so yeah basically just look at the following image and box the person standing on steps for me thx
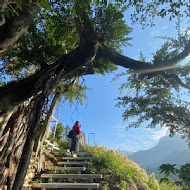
[70,121,82,157]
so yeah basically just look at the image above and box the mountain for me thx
[129,135,190,178]
[119,150,133,156]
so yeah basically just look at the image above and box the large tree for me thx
[116,29,190,140]
[0,0,189,189]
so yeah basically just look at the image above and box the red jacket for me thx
[73,124,81,135]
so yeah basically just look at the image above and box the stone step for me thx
[60,157,91,161]
[65,152,90,156]
[41,174,102,179]
[52,149,67,152]
[57,161,89,166]
[52,150,85,153]
[31,183,99,189]
[54,166,86,171]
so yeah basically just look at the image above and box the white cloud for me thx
[110,124,169,152]
[150,127,167,141]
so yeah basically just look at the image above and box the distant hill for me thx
[119,150,133,156]
[129,135,190,179]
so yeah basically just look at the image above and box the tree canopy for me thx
[116,26,190,141]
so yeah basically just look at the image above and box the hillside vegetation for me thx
[85,146,182,190]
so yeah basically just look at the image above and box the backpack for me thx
[67,130,76,138]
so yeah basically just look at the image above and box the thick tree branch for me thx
[98,45,153,70]
[98,43,190,74]
[98,44,190,91]
[0,41,98,114]
[159,39,190,66]
[0,48,78,112]
[74,1,97,46]
[134,40,190,74]
[0,0,41,56]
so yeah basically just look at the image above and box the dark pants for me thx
[70,137,80,152]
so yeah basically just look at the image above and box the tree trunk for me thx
[33,92,60,156]
[0,54,64,136]
[0,109,15,137]
[0,80,50,189]
[12,95,46,190]
[0,102,31,189]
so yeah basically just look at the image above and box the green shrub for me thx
[85,146,183,190]
[147,173,160,190]
[159,182,182,190]
[85,146,150,189]
[59,138,69,150]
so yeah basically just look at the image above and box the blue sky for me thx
[52,8,189,152]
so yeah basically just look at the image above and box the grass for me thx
[85,146,152,189]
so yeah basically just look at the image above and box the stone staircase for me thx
[31,151,102,189]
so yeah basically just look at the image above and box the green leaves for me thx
[159,163,190,188]
[130,1,189,27]
[2,0,80,78]
[1,3,22,19]
[178,164,190,187]
[52,123,65,140]
[159,164,177,177]
[1,0,133,80]
[63,82,89,108]
[159,164,176,183]
[116,31,190,140]
[93,3,132,51]
[40,0,51,10]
